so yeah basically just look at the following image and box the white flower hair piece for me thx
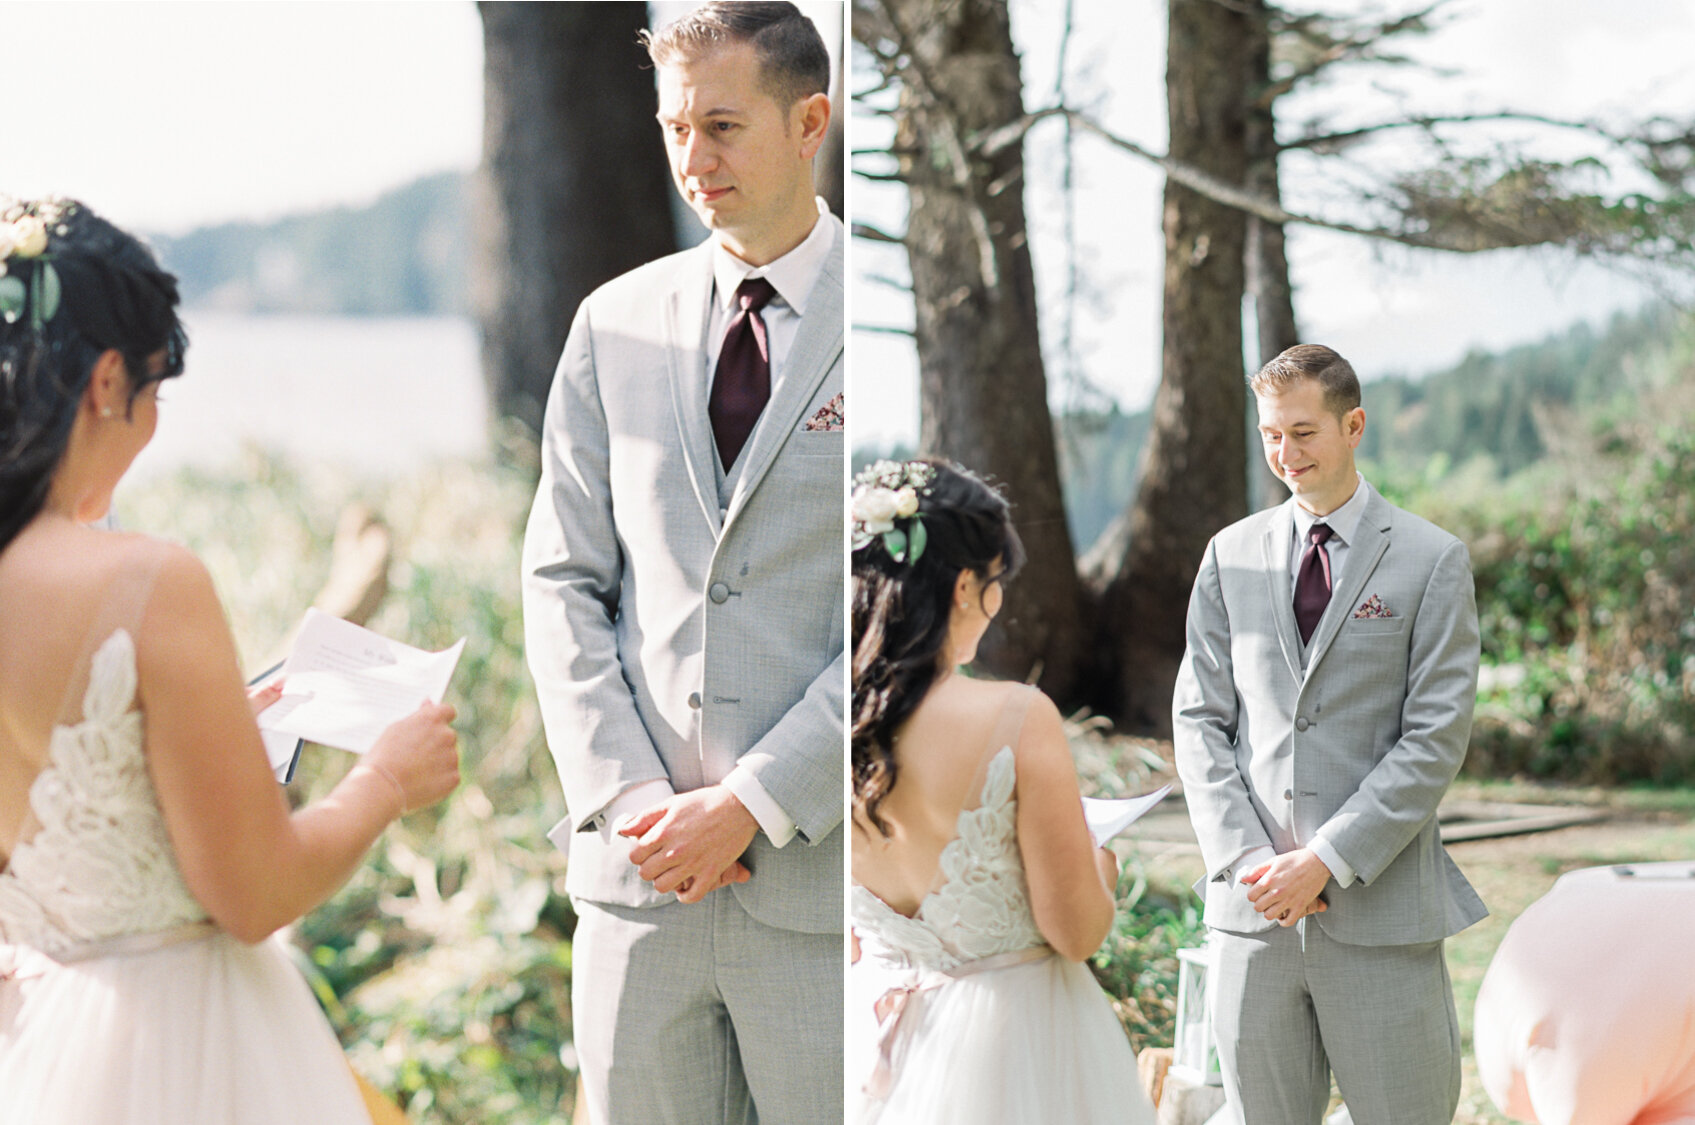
[0,196,73,331]
[852,459,937,563]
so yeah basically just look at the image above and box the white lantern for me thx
[1171,944,1222,1085]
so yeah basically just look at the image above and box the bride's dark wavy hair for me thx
[0,201,186,551]
[852,460,1025,836]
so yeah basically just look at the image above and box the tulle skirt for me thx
[849,951,1156,1125]
[0,929,371,1125]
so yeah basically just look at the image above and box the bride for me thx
[0,198,460,1123]
[849,459,1156,1124]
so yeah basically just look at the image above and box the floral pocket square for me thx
[802,393,844,432]
[1353,594,1393,619]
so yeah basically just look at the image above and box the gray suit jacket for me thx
[1174,484,1486,946]
[522,219,844,935]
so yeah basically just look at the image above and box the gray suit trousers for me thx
[1210,922,1461,1125]
[573,894,843,1125]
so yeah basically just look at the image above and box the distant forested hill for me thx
[858,303,1693,554]
[1356,303,1688,480]
[154,172,469,316]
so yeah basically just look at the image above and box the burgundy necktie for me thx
[709,276,778,469]
[1294,522,1334,645]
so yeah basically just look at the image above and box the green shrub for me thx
[1090,886,1206,1053]
[1383,419,1695,785]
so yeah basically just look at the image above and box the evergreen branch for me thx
[980,105,1695,258]
[1282,111,1626,153]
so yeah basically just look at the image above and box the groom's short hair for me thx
[1251,344,1361,418]
[642,2,831,109]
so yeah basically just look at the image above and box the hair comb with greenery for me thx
[0,197,73,331]
[852,459,936,563]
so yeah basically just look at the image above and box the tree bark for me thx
[1101,0,1257,730]
[820,60,846,219]
[872,0,1089,697]
[1244,5,1298,512]
[475,2,677,446]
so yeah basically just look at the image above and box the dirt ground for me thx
[1122,775,1695,1124]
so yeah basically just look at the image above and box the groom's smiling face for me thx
[1256,379,1365,516]
[655,41,825,265]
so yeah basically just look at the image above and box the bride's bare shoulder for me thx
[13,528,224,648]
[928,675,1034,712]
[87,531,212,610]
[905,677,1054,759]
[933,677,1060,733]
[2,524,177,595]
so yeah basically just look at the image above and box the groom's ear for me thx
[793,92,831,161]
[1343,405,1366,448]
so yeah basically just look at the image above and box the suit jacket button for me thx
[1295,716,1310,732]
[687,692,702,710]
[709,582,730,604]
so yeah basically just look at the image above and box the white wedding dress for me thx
[849,726,1157,1124]
[0,629,373,1124]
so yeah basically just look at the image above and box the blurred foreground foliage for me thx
[119,450,578,1124]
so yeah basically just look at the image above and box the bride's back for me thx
[0,521,160,864]
[851,676,1028,917]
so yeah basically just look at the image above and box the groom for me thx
[1174,345,1486,1124]
[521,4,843,1123]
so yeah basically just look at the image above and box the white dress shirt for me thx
[597,200,837,852]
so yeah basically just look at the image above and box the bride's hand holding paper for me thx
[258,608,466,755]
[352,701,461,818]
[1081,784,1173,847]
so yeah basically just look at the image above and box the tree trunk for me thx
[820,60,846,219]
[1244,5,1297,512]
[475,2,677,446]
[880,0,1088,697]
[1101,0,1256,730]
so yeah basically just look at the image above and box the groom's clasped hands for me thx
[1243,848,1332,926]
[617,787,759,904]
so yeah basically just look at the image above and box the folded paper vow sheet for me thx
[257,609,466,759]
[1083,784,1174,847]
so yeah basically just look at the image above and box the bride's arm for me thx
[1013,691,1116,961]
[136,544,459,943]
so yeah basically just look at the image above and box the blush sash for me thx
[865,944,1056,1100]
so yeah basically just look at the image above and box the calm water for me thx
[133,311,488,482]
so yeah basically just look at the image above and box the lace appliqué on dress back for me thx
[853,745,1045,973]
[0,630,207,956]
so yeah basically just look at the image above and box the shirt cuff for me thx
[722,766,798,847]
[595,779,676,844]
[1308,835,1357,888]
[1224,845,1277,889]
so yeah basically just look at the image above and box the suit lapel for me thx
[1305,487,1393,676]
[1262,501,1304,682]
[724,220,844,528]
[663,245,722,538]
